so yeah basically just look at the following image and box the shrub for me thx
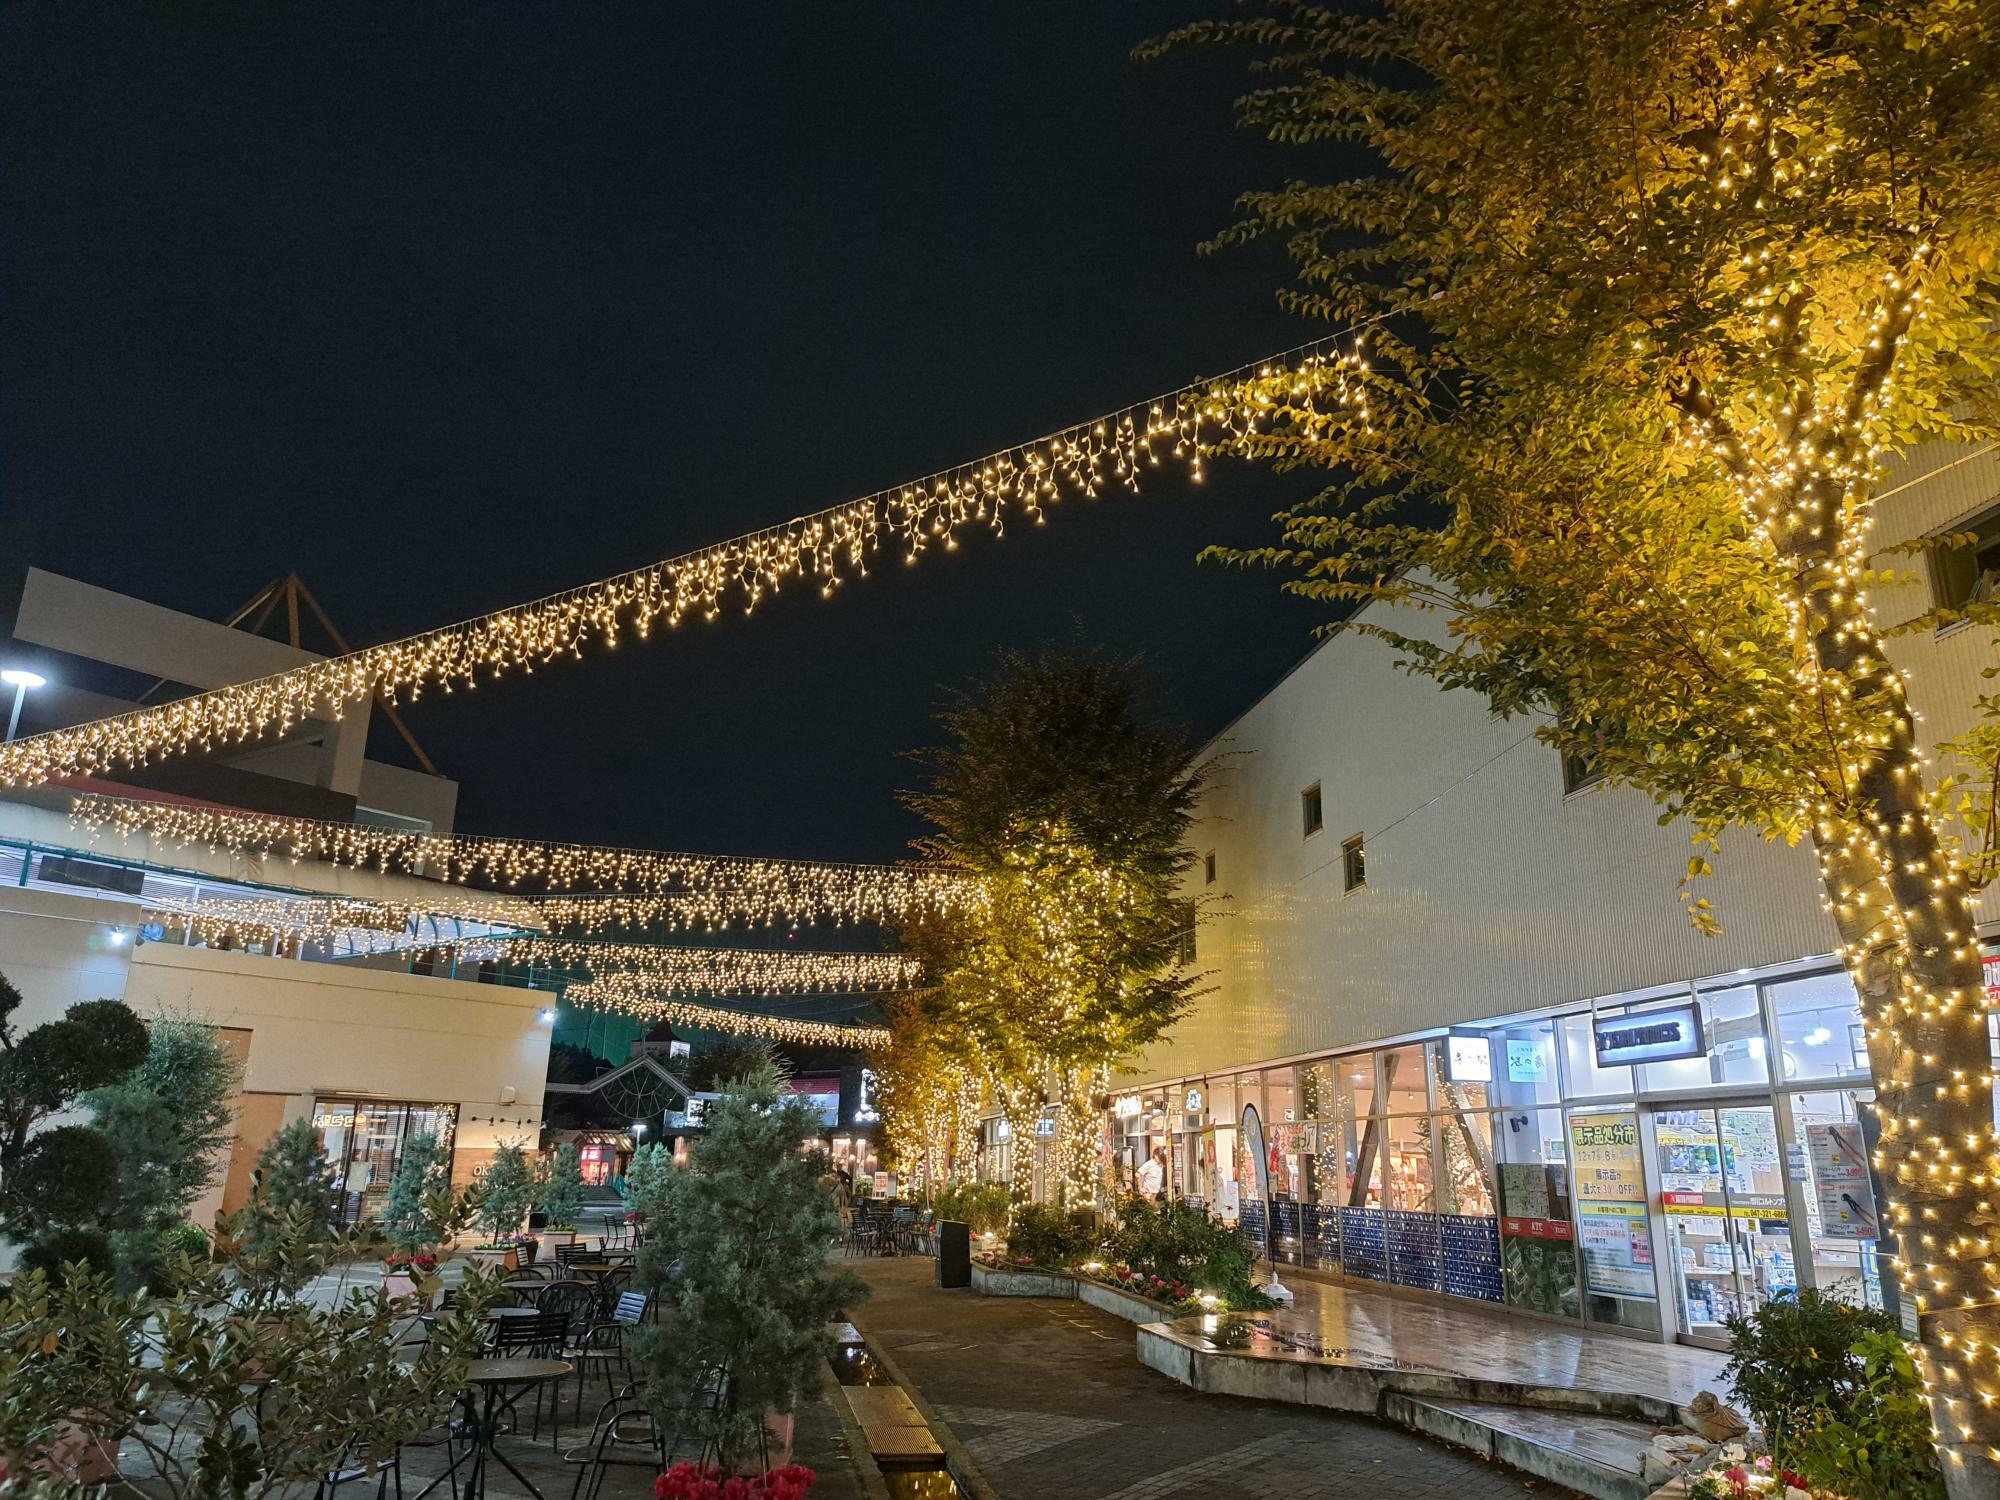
[1722,1289,1898,1452]
[1786,1331,1945,1500]
[1106,1195,1266,1307]
[933,1179,1010,1236]
[18,1225,116,1284]
[383,1132,454,1255]
[1004,1203,1098,1268]
[243,1118,343,1255]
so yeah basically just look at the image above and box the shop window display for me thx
[1495,1105,1579,1317]
[311,1098,457,1226]
[1789,1088,1884,1310]
[1379,1043,1430,1115]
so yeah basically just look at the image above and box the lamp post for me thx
[1,669,46,743]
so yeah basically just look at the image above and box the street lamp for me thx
[1,669,46,743]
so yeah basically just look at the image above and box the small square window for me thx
[1929,507,2000,614]
[1561,750,1605,795]
[1301,783,1323,839]
[1341,833,1365,892]
[1203,850,1216,885]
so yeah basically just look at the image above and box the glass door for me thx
[1653,1102,1795,1346]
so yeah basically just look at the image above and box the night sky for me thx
[1,3,1337,865]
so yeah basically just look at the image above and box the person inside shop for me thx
[1135,1145,1168,1203]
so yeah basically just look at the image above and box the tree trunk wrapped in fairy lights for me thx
[1150,2,2000,1490]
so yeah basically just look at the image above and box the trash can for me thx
[936,1220,971,1288]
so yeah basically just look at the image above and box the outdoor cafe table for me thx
[411,1356,572,1500]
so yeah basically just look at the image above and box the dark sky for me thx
[1,2,1337,864]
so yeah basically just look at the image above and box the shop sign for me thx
[1806,1122,1879,1238]
[1592,1001,1705,1067]
[1113,1095,1143,1119]
[1570,1110,1656,1300]
[1443,1031,1494,1084]
[1505,1039,1550,1084]
[1501,1216,1573,1242]
[1184,1087,1204,1113]
[1985,951,2000,1010]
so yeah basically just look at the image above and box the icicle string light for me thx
[1,334,1372,790]
[70,791,982,926]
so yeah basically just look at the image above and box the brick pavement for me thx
[845,1258,1580,1500]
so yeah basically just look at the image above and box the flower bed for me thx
[1687,1445,1845,1500]
[972,1253,1246,1323]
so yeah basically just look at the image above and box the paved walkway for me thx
[846,1258,1581,1500]
[1215,1270,1731,1409]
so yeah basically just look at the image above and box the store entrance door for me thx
[1652,1102,1795,1348]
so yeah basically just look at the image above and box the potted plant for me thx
[380,1251,438,1307]
[466,1142,535,1266]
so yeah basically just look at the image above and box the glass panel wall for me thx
[311,1097,458,1227]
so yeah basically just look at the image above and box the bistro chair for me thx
[489,1309,569,1441]
[562,1391,664,1500]
[563,1291,651,1411]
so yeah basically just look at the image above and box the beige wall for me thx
[1129,439,2000,1089]
[0,887,550,1255]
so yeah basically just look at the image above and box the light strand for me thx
[70,791,981,927]
[3,334,1371,790]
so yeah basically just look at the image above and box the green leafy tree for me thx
[687,1036,773,1092]
[538,1142,585,1229]
[624,1140,669,1209]
[630,1063,864,1471]
[0,971,150,1275]
[475,1141,534,1245]
[1151,4,2000,1486]
[239,1118,342,1258]
[86,1014,241,1288]
[0,1180,500,1498]
[382,1132,454,1256]
[900,645,1212,1205]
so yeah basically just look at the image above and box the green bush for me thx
[1786,1331,1945,1500]
[933,1179,1011,1235]
[1106,1195,1268,1307]
[1722,1289,1898,1451]
[18,1225,116,1284]
[1004,1203,1098,1268]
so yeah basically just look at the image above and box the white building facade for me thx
[0,797,552,1266]
[1079,439,2000,1349]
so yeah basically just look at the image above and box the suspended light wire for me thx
[2,333,1372,790]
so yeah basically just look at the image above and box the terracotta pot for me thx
[2,1412,121,1485]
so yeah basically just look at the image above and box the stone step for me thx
[1382,1393,1662,1500]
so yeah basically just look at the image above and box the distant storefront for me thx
[311,1097,459,1226]
[1086,948,2000,1350]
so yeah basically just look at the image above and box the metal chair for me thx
[563,1290,650,1413]
[562,1391,662,1500]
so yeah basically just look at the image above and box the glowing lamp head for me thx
[538,1007,557,1024]
[1,669,46,690]
[106,928,128,947]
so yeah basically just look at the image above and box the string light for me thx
[493,935,918,997]
[70,791,983,927]
[2,336,1372,792]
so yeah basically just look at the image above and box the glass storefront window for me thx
[1433,1039,1491,1110]
[1490,1018,1561,1107]
[1384,1117,1434,1211]
[1495,1105,1579,1318]
[1298,1061,1335,1122]
[1790,1088,1884,1310]
[1379,1044,1430,1114]
[1437,1110,1495,1217]
[311,1097,458,1227]
[1334,1054,1374,1121]
[1264,1068,1299,1127]
[1707,987,1771,1089]
[1560,1011,1633,1098]
[1770,973,1868,1083]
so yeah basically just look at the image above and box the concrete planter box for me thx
[1076,1278,1185,1325]
[970,1261,1075,1298]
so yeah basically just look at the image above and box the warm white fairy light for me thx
[1,337,1370,791]
[70,791,982,927]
